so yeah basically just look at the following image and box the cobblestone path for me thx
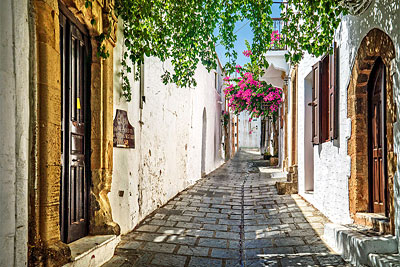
[104,150,348,266]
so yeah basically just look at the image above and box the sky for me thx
[215,1,284,68]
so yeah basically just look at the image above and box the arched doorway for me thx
[368,58,387,214]
[347,28,396,233]
[201,108,207,176]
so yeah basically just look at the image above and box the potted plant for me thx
[263,151,272,160]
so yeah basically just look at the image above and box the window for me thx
[214,72,218,91]
[140,62,145,109]
[312,44,338,144]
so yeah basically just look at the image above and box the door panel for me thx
[368,59,386,214]
[60,8,91,243]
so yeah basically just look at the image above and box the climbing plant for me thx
[104,0,348,101]
[84,0,112,60]
[281,0,348,64]
[114,0,275,101]
[223,49,283,119]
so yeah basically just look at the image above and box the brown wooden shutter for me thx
[329,43,338,140]
[312,62,321,144]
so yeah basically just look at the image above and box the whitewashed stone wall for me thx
[296,0,400,227]
[110,21,225,234]
[0,0,30,266]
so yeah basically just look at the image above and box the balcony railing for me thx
[270,18,287,50]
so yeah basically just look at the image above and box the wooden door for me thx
[368,59,386,214]
[60,7,91,243]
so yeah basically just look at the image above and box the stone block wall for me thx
[28,0,120,265]
[347,28,396,234]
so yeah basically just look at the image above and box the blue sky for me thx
[215,2,283,68]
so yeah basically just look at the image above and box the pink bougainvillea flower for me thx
[242,50,253,57]
[223,76,230,81]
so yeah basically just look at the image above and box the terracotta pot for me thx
[270,157,279,166]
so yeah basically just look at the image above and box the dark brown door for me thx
[368,58,386,214]
[60,7,91,243]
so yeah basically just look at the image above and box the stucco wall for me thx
[296,0,400,227]
[0,0,30,266]
[110,22,225,234]
[297,50,352,225]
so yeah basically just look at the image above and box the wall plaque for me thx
[113,109,135,148]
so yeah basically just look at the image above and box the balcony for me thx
[270,18,287,50]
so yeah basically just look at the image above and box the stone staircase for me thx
[324,223,400,266]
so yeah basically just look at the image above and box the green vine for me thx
[84,0,112,60]
[120,56,133,101]
[281,0,348,64]
[84,0,92,8]
[115,0,275,102]
[83,0,348,102]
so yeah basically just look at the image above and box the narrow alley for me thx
[4,1,400,266]
[104,150,347,267]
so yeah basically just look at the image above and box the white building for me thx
[0,1,29,266]
[284,0,400,265]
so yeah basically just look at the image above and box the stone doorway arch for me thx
[347,28,396,233]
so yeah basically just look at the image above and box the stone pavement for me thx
[104,150,349,266]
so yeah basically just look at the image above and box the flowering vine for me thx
[224,51,283,120]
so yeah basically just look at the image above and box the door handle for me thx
[72,159,78,162]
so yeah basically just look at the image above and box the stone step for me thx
[63,235,120,267]
[369,253,400,267]
[323,223,398,266]
[354,213,390,234]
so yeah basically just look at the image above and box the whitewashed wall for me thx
[296,51,352,225]
[110,21,225,234]
[296,0,400,227]
[0,1,30,266]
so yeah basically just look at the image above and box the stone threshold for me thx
[369,252,400,267]
[63,235,120,267]
[323,223,398,266]
[354,212,390,234]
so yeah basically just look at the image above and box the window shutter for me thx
[329,43,338,140]
[312,62,321,144]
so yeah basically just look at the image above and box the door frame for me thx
[304,71,314,192]
[29,0,119,264]
[347,29,396,234]
[59,3,92,243]
[367,58,388,215]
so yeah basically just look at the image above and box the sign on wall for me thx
[113,109,135,148]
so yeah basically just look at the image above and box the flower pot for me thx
[263,154,272,160]
[270,156,279,166]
